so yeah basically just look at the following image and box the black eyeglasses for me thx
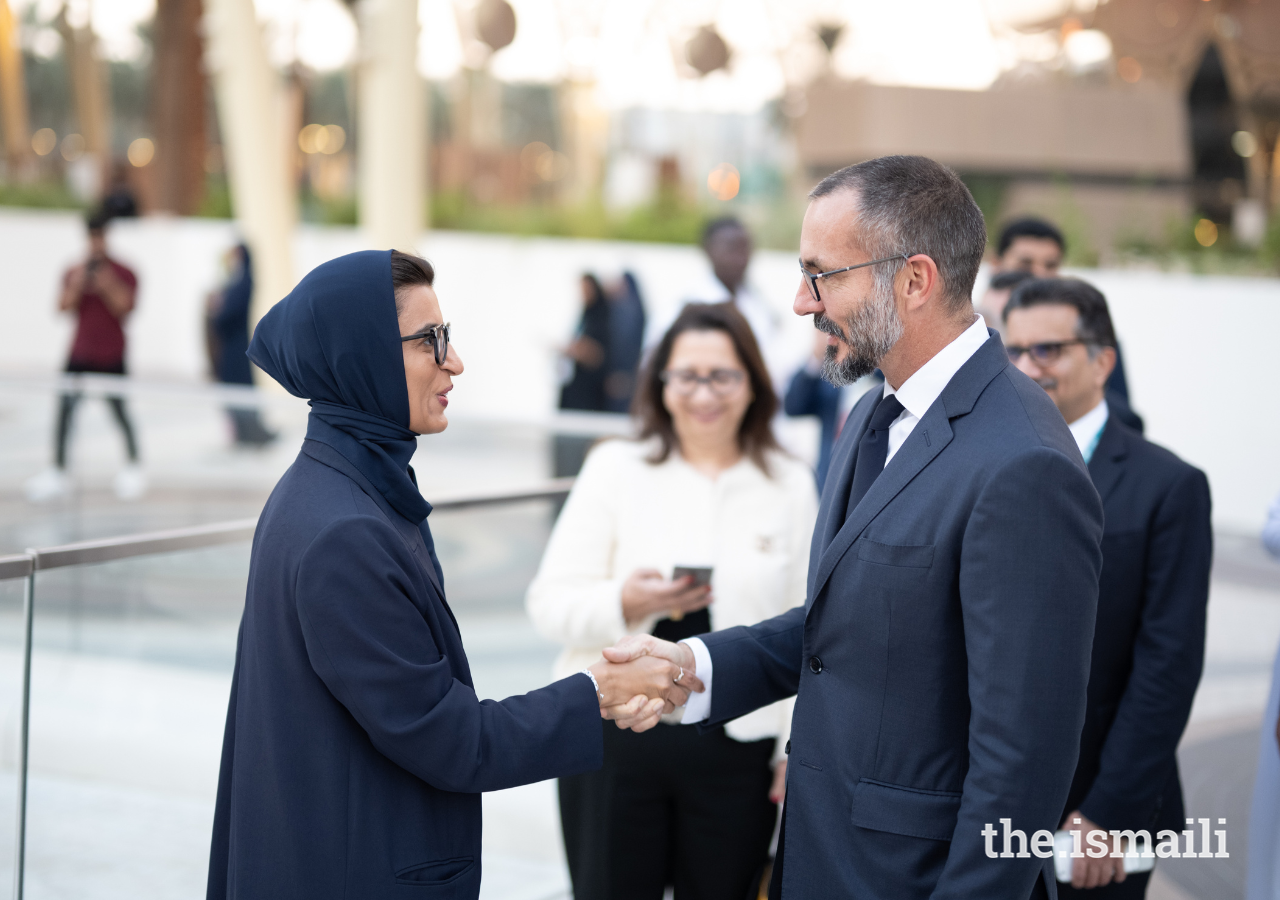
[799,254,912,304]
[660,368,747,396]
[1005,339,1090,365]
[399,323,451,366]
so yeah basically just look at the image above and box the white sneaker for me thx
[113,464,147,500]
[25,468,71,503]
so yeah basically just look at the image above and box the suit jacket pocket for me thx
[395,856,476,885]
[850,779,961,841]
[856,539,935,569]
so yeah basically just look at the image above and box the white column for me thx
[203,0,296,331]
[358,0,425,252]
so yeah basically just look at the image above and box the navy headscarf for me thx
[248,250,443,584]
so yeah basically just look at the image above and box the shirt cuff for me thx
[679,637,713,724]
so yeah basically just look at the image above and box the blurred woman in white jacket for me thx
[526,303,818,900]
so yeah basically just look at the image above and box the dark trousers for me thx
[559,720,777,900]
[55,371,139,468]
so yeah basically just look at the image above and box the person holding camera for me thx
[27,212,144,502]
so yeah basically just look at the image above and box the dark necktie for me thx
[845,393,906,520]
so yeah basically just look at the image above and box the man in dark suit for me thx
[1004,278,1212,897]
[605,155,1104,899]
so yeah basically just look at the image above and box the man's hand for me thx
[1063,811,1126,889]
[620,569,712,626]
[588,653,703,733]
[603,633,696,671]
[770,760,787,804]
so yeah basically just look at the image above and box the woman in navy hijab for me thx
[207,250,695,900]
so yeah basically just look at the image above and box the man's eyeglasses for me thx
[400,323,451,366]
[660,368,746,396]
[1005,339,1091,365]
[799,254,912,304]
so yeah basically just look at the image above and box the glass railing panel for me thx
[0,575,30,895]
[23,543,249,899]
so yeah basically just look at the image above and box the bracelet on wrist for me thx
[580,668,601,698]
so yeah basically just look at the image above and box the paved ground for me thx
[1,380,1278,899]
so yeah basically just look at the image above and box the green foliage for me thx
[0,180,82,210]
[196,177,234,219]
[1113,211,1280,275]
[959,174,1008,241]
[427,189,711,245]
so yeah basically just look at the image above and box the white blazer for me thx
[525,438,818,757]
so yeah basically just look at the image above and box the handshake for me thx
[586,635,701,733]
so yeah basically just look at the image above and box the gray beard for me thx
[815,284,903,386]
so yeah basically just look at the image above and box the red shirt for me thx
[66,259,137,371]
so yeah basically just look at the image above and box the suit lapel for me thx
[808,390,877,602]
[811,405,953,600]
[808,330,1011,606]
[1087,415,1129,505]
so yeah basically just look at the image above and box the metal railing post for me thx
[13,559,35,900]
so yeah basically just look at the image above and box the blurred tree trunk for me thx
[56,2,111,197]
[152,0,207,214]
[357,0,424,249]
[0,0,33,177]
[204,0,296,332]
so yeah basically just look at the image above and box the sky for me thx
[15,0,1099,113]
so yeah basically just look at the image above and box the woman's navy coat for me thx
[207,251,602,899]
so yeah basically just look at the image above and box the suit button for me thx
[809,656,823,674]
[784,740,791,755]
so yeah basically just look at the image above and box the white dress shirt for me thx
[526,438,818,757]
[1067,398,1109,465]
[683,316,991,725]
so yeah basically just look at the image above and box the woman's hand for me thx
[769,760,787,804]
[620,569,712,626]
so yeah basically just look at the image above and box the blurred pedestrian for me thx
[782,329,879,492]
[994,216,1140,428]
[100,160,140,220]
[528,303,817,900]
[207,243,276,447]
[1005,278,1211,899]
[603,271,646,413]
[993,216,1065,278]
[26,212,144,501]
[1247,492,1280,900]
[672,218,790,385]
[559,274,611,412]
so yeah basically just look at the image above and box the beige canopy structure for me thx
[795,77,1192,261]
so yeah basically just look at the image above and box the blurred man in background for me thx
[994,217,1065,278]
[993,216,1141,430]
[27,213,145,502]
[677,217,786,384]
[1004,278,1211,898]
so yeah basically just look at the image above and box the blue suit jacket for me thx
[701,332,1104,899]
[207,441,602,899]
[1065,417,1211,834]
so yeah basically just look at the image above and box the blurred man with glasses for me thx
[1004,278,1212,898]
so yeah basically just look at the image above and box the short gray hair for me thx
[810,155,986,313]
